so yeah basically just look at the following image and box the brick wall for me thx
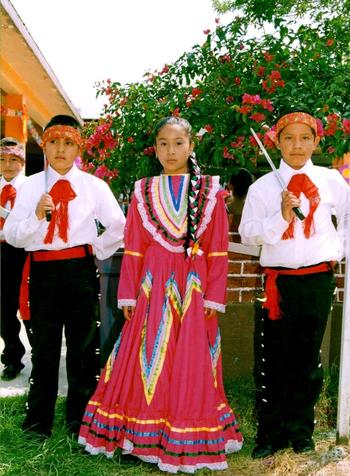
[227,232,345,304]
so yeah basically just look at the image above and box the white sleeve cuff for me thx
[204,300,225,313]
[118,299,137,310]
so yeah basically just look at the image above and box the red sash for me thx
[19,245,93,320]
[263,262,333,320]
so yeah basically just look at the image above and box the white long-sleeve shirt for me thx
[239,159,349,268]
[4,164,126,261]
[0,172,27,241]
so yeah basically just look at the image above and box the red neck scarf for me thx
[44,179,76,244]
[0,184,16,229]
[282,173,320,240]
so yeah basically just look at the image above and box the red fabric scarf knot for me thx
[0,184,16,229]
[282,173,320,240]
[44,179,76,244]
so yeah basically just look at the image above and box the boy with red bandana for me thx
[239,112,349,458]
[4,115,125,438]
[0,137,31,381]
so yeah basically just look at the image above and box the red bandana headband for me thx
[275,112,318,137]
[0,145,25,161]
[41,125,84,149]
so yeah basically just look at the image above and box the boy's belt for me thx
[19,244,93,321]
[263,261,333,320]
[31,244,93,261]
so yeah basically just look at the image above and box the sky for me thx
[10,0,235,119]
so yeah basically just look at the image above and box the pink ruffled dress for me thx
[78,174,243,473]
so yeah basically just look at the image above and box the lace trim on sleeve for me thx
[204,299,225,313]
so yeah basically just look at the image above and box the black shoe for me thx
[292,438,315,454]
[22,422,52,440]
[1,364,24,381]
[66,421,81,438]
[252,444,275,459]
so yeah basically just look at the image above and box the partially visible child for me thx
[78,116,243,473]
[226,168,254,234]
[4,115,126,438]
[0,137,31,380]
[239,111,349,458]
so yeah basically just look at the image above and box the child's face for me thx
[44,137,80,175]
[155,124,194,175]
[276,123,320,170]
[0,154,24,181]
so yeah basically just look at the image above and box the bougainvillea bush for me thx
[82,12,350,196]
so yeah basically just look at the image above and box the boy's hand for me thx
[36,194,55,220]
[122,306,135,321]
[204,307,217,320]
[281,191,301,223]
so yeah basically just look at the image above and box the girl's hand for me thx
[36,193,54,220]
[204,307,217,320]
[281,190,301,223]
[122,306,135,321]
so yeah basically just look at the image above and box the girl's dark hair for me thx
[153,116,193,142]
[44,115,82,131]
[153,116,201,256]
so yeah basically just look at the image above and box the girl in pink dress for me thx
[78,117,243,473]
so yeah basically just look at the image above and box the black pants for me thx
[22,251,100,435]
[0,242,32,368]
[254,271,335,447]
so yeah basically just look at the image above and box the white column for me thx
[337,211,350,444]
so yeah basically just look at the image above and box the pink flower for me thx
[143,146,155,156]
[260,99,274,112]
[204,124,213,133]
[270,70,281,80]
[223,146,234,159]
[160,64,169,75]
[249,133,263,146]
[342,119,350,134]
[203,29,210,35]
[327,146,336,154]
[263,52,274,62]
[191,87,203,97]
[250,112,266,122]
[316,118,324,137]
[242,93,261,104]
[220,54,231,63]
[256,66,266,77]
[238,105,253,114]
[231,136,245,148]
[263,132,275,149]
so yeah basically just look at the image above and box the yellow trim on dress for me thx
[125,250,144,257]
[93,407,233,432]
[207,252,228,257]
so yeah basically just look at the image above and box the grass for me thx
[0,371,347,476]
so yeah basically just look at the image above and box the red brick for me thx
[228,261,242,274]
[242,261,262,274]
[229,276,260,288]
[336,290,343,302]
[226,289,240,303]
[241,290,257,302]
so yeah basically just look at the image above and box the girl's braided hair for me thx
[153,116,202,256]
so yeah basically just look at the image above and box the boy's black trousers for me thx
[254,270,335,448]
[22,251,101,436]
